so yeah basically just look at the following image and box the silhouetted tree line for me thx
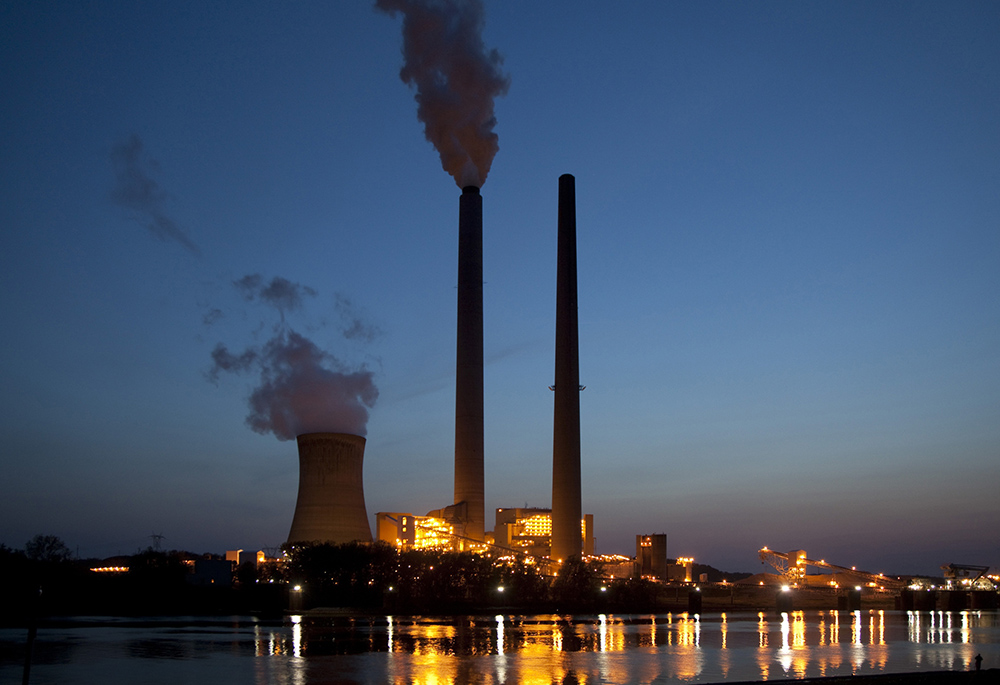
[1,536,86,623]
[1,536,670,620]
[283,542,659,613]
[0,535,285,623]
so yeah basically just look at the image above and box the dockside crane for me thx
[941,563,996,590]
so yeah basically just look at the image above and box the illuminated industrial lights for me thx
[519,514,552,536]
[410,517,456,550]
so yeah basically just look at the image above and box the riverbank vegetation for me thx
[2,537,670,621]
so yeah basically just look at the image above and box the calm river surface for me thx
[2,610,998,684]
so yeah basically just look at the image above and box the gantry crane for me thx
[941,563,996,590]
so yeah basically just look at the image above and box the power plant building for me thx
[494,507,594,558]
[297,177,606,565]
[636,534,668,580]
[375,512,459,551]
[669,557,695,582]
[374,506,596,559]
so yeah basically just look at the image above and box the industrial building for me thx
[494,507,594,558]
[373,507,597,561]
[375,512,469,551]
[636,534,667,580]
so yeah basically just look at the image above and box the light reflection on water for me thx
[2,610,998,684]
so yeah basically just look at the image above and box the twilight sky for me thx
[2,1,998,577]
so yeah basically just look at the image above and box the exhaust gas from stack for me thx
[375,0,510,188]
[379,0,508,542]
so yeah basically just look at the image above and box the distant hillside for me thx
[691,562,753,583]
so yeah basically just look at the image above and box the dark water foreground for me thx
[1,610,997,684]
[733,670,999,684]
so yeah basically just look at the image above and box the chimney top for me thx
[462,185,481,195]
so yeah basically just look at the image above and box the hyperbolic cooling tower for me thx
[551,174,583,562]
[286,432,373,544]
[454,185,485,542]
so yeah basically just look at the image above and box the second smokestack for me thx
[551,174,582,562]
[454,185,485,542]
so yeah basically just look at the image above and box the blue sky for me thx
[1,1,998,576]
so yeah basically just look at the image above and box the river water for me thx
[2,610,997,684]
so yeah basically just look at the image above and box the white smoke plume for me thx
[208,275,379,439]
[110,134,200,255]
[376,0,510,188]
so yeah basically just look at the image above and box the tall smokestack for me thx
[454,185,485,542]
[551,174,582,562]
[287,432,372,544]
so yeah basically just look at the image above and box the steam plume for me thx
[335,293,383,343]
[110,134,199,255]
[376,0,510,188]
[209,275,379,439]
[234,274,317,322]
